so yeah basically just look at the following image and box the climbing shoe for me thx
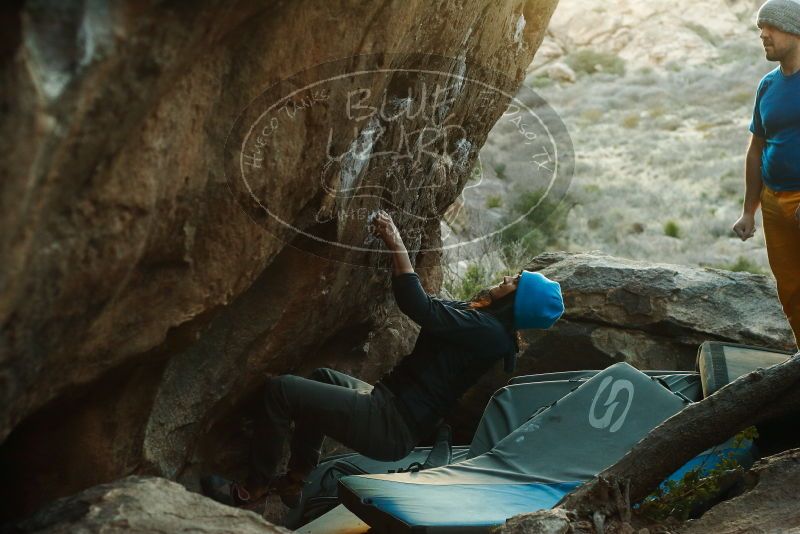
[200,474,257,508]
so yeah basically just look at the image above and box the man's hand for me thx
[370,210,404,250]
[732,212,757,241]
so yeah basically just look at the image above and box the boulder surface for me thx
[0,0,558,522]
[4,475,290,534]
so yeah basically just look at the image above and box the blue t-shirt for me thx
[749,66,800,191]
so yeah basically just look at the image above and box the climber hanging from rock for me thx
[200,209,565,509]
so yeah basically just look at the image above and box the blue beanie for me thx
[512,271,564,330]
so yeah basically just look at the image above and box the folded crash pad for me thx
[697,341,793,397]
[339,362,690,533]
[469,371,701,459]
[507,369,694,385]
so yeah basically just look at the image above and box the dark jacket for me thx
[378,272,518,437]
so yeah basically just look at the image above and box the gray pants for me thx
[250,368,420,483]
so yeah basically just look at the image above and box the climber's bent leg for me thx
[287,367,373,476]
[251,369,417,483]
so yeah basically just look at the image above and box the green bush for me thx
[444,263,491,301]
[498,189,572,259]
[565,49,626,76]
[485,195,503,209]
[459,263,490,300]
[582,183,601,194]
[664,220,681,238]
[530,75,552,88]
[580,108,604,123]
[710,256,766,275]
[657,117,682,131]
[622,114,640,129]
[694,121,716,132]
[684,22,719,46]
[730,89,754,106]
[638,427,758,522]
[648,105,666,119]
[494,163,507,180]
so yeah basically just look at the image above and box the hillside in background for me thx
[442,0,776,298]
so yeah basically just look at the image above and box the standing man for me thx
[733,0,800,347]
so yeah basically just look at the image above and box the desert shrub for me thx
[497,237,533,275]
[445,260,531,302]
[494,163,507,180]
[684,22,720,46]
[565,49,626,76]
[498,189,572,259]
[485,195,503,209]
[583,184,601,194]
[657,117,682,131]
[648,105,666,118]
[580,108,604,123]
[695,121,716,132]
[587,217,602,230]
[664,220,681,238]
[638,427,758,522]
[630,222,645,234]
[622,114,640,128]
[710,256,766,275]
[444,263,491,301]
[729,89,754,106]
[530,75,552,88]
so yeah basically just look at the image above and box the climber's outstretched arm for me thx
[388,237,413,276]
[371,209,413,276]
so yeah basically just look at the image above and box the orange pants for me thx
[761,185,800,348]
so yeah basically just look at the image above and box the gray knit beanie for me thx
[757,0,800,36]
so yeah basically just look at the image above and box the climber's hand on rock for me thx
[370,210,404,250]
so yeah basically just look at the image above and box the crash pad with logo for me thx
[338,362,690,533]
[469,371,701,459]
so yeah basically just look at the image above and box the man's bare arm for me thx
[733,134,765,241]
[743,134,765,216]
